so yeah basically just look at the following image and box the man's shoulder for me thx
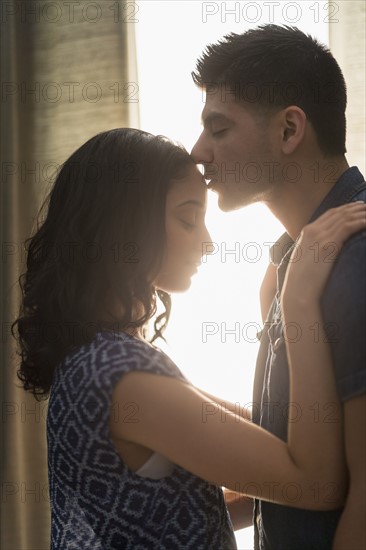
[349,183,366,201]
[321,174,366,289]
[325,228,366,289]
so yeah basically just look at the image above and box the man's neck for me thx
[264,156,349,240]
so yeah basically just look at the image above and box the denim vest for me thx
[253,167,366,550]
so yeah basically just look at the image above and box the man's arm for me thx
[333,393,366,550]
[224,489,253,530]
[259,262,277,323]
[319,231,366,547]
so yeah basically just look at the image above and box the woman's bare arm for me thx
[195,389,252,421]
[110,202,366,510]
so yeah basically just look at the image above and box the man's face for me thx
[191,90,280,211]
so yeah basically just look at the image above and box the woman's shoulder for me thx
[55,331,186,393]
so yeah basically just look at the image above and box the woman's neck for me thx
[99,295,150,342]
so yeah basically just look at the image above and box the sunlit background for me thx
[133,2,353,547]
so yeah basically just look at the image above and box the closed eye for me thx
[212,129,227,137]
[180,219,196,230]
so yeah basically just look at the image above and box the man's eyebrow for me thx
[201,112,230,128]
[176,200,205,209]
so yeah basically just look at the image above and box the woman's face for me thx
[154,165,212,293]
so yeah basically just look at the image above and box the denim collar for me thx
[272,166,365,292]
[308,166,365,222]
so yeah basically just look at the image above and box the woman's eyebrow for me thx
[176,200,205,209]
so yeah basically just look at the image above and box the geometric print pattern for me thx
[47,332,237,549]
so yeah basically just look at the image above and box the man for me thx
[191,25,365,550]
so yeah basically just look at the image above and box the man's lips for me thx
[206,179,221,191]
[203,171,223,189]
[203,175,215,187]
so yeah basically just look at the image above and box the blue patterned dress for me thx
[47,331,237,549]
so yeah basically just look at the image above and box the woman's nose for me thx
[199,226,215,258]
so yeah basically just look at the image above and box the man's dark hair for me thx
[192,25,347,156]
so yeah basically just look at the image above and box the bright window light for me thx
[134,3,328,547]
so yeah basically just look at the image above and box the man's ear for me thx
[280,107,307,155]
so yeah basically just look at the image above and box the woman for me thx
[13,128,366,549]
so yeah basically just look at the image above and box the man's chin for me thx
[208,184,234,211]
[217,197,237,212]
[210,181,262,211]
[217,192,253,212]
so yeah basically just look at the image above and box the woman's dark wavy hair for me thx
[12,128,196,400]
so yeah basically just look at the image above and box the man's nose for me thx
[191,132,211,164]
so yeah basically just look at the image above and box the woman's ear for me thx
[280,106,307,155]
